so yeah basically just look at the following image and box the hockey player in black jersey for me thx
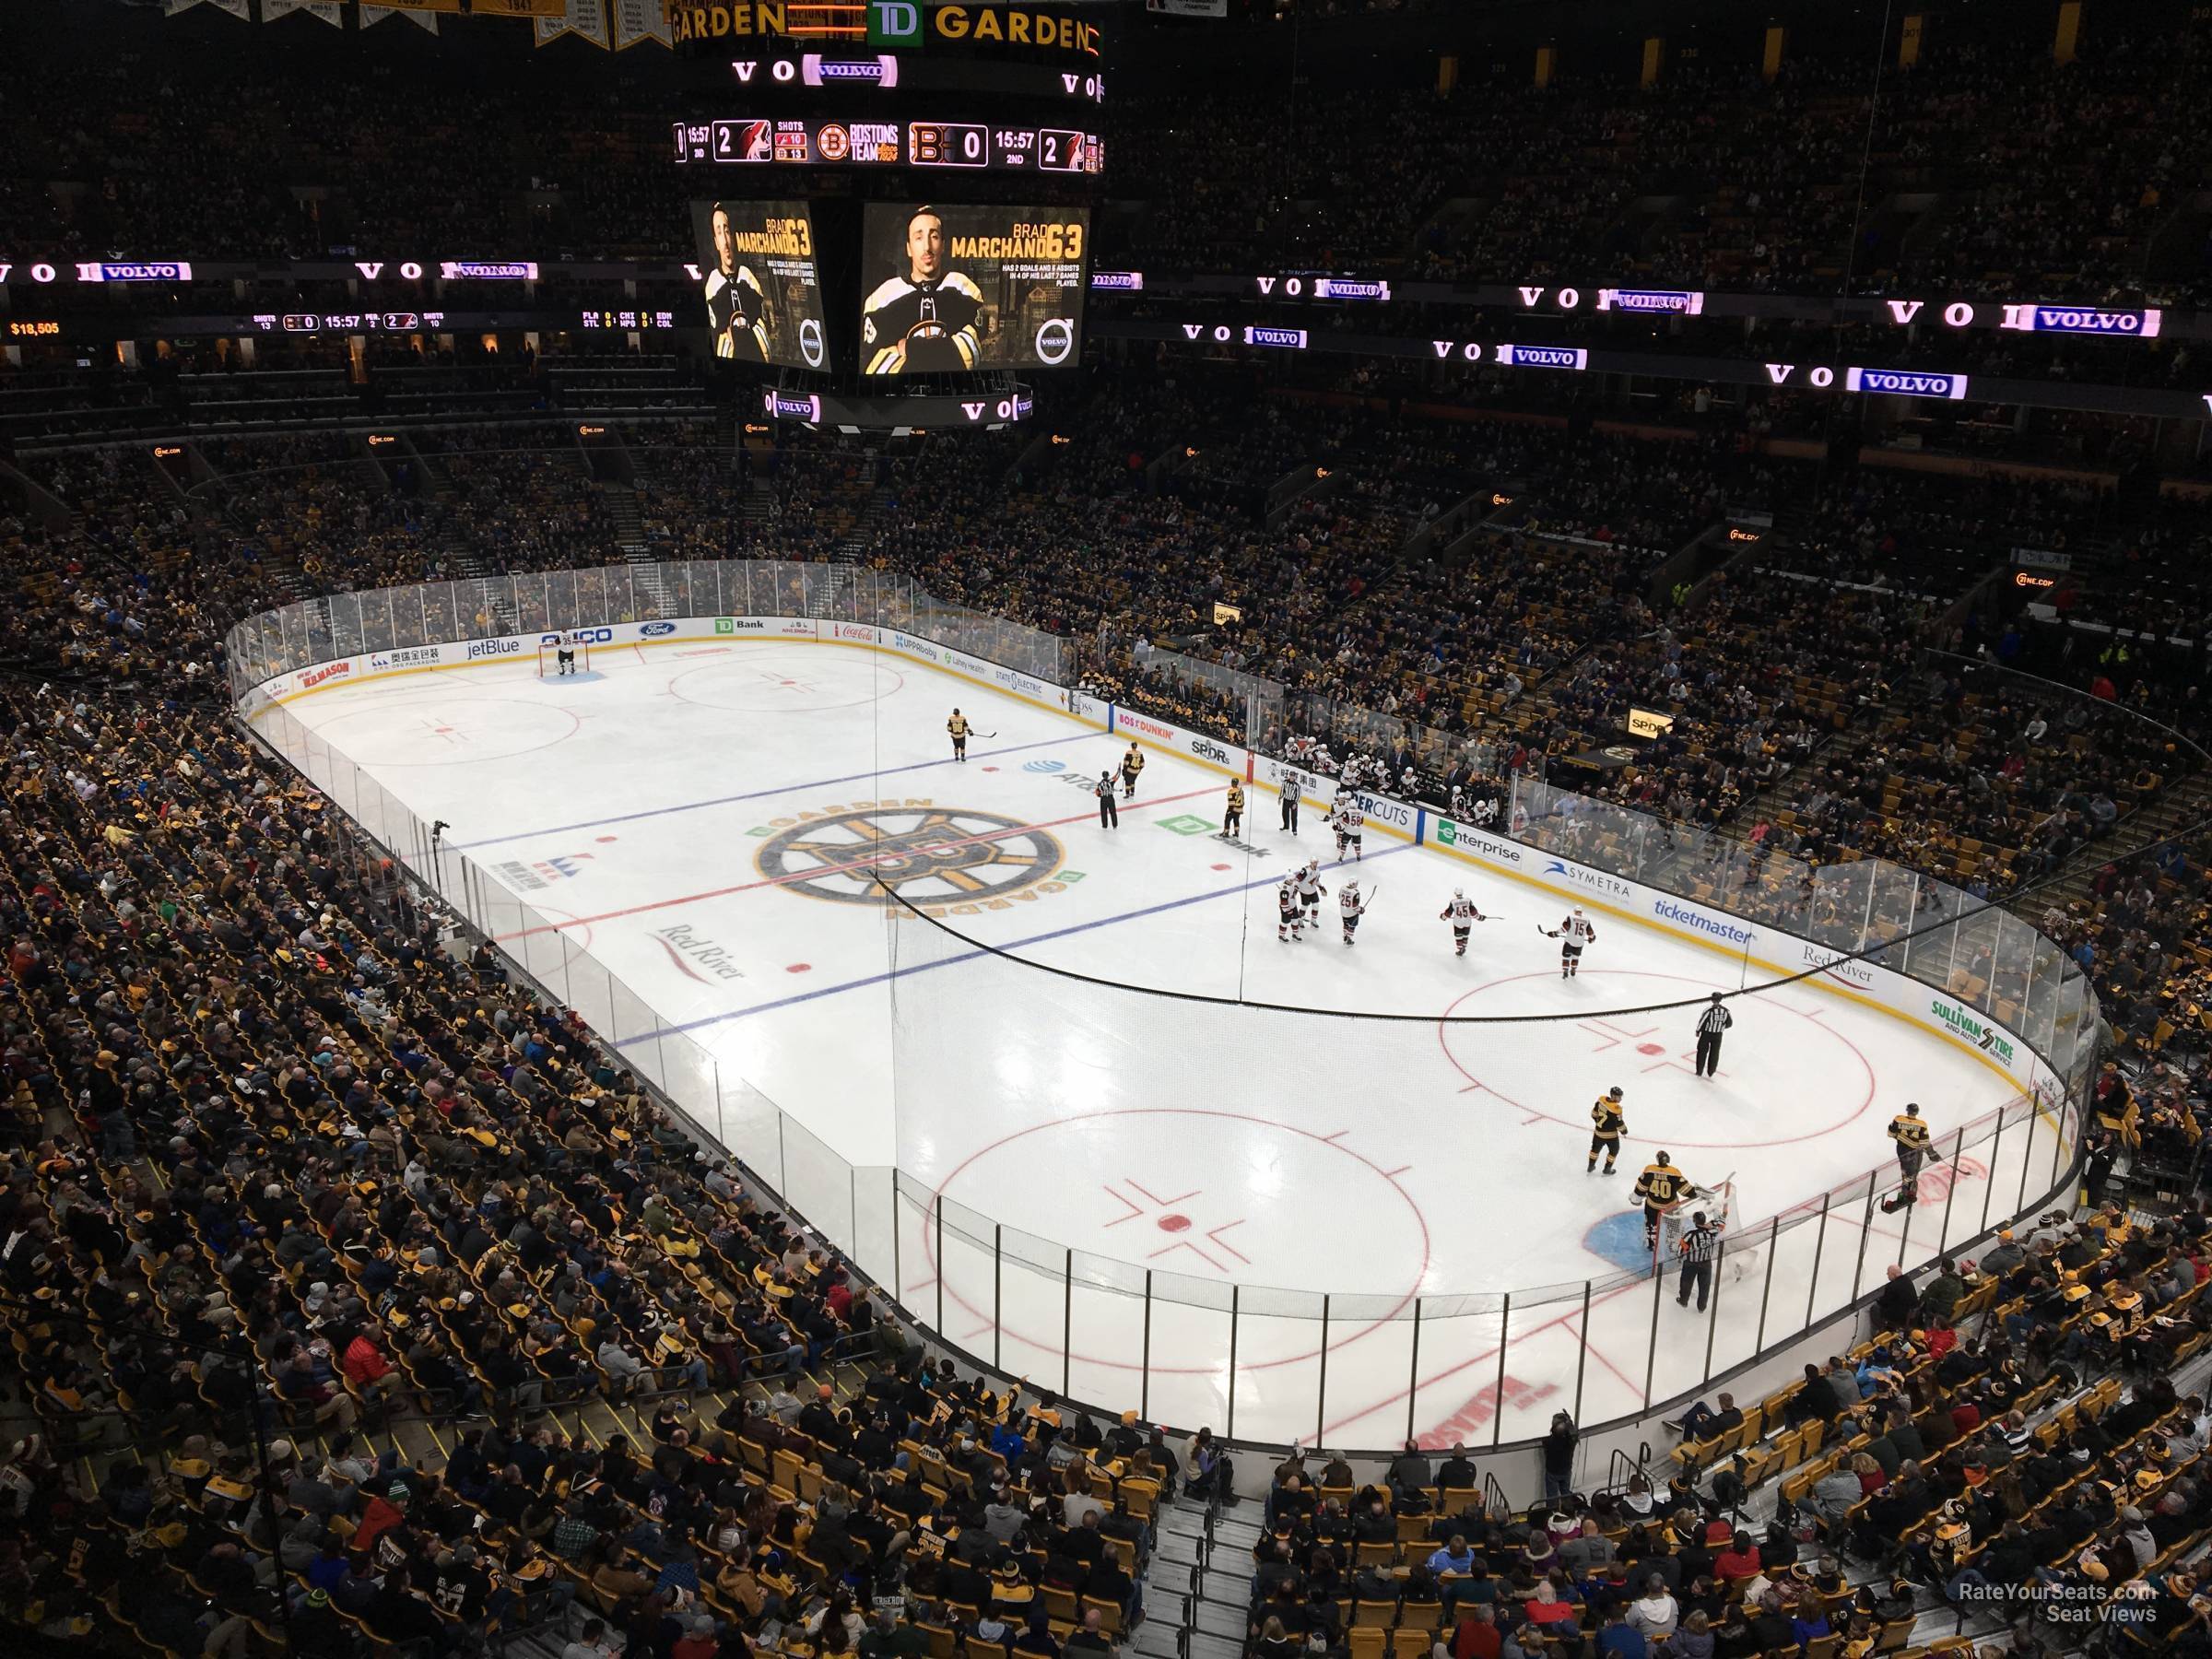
[862,207,984,374]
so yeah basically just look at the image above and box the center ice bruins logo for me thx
[755,806,1067,909]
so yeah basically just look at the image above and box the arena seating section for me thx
[6,7,2212,1659]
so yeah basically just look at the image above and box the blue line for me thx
[452,731,1104,851]
[613,841,1417,1047]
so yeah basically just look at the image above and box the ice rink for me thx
[265,634,2058,1446]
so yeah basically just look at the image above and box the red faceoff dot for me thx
[1157,1215,1191,1233]
[1210,863,1231,871]
[595,835,618,843]
[1637,1042,1666,1055]
[786,963,812,974]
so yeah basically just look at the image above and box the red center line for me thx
[491,782,1224,942]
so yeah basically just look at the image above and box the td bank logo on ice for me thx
[749,801,1084,915]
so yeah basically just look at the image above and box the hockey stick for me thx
[974,729,1000,738]
[1538,924,1561,938]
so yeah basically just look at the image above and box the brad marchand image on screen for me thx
[691,199,829,369]
[860,203,1088,375]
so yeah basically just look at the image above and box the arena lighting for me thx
[2016,571,2058,589]
[1088,270,1143,291]
[1251,276,1393,301]
[578,425,607,436]
[438,262,538,281]
[152,445,183,458]
[1597,288,1704,315]
[1494,343,1589,371]
[765,390,825,421]
[76,261,192,282]
[368,435,398,446]
[1242,325,1308,349]
[794,53,900,86]
[1844,366,1971,400]
[1999,303,2161,337]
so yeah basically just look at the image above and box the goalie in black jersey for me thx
[862,206,984,374]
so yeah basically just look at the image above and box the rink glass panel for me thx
[229,558,2102,1453]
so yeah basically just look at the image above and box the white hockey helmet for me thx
[1453,887,1464,898]
[1573,905,1584,915]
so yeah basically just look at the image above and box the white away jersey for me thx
[1560,913,1597,944]
[1440,895,1480,925]
[1339,888,1364,919]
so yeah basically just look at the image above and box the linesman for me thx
[1677,1213,1719,1312]
[1694,994,1732,1078]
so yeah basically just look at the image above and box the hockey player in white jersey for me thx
[1544,905,1598,978]
[1277,873,1305,942]
[1296,860,1326,923]
[1338,878,1368,944]
[1440,888,1483,956]
[1331,795,1365,861]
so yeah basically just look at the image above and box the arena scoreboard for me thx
[675,117,1100,171]
[674,1,1101,416]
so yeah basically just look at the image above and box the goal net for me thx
[1657,1173,1758,1280]
[537,636,593,677]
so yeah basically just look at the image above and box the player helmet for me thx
[1573,905,1584,915]
[1905,1101,1920,1114]
[1453,887,1464,897]
[1656,1151,1671,1164]
[1607,1087,1622,1099]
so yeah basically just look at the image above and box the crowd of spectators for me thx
[1242,1205,2212,1659]
[1,12,2209,295]
[1,372,2212,1658]
[0,673,1177,1659]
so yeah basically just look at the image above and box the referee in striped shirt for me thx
[1677,1211,1719,1311]
[1694,993,1732,1077]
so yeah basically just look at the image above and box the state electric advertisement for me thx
[690,199,829,369]
[859,203,1088,374]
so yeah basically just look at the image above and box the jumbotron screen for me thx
[690,199,829,369]
[858,203,1088,375]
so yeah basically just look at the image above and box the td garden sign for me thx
[667,1,1105,55]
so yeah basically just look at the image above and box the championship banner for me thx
[1146,0,1228,15]
[473,0,570,15]
[612,0,670,46]
[167,0,253,17]
[535,0,612,45]
[360,3,444,26]
[361,0,464,11]
[260,0,346,22]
